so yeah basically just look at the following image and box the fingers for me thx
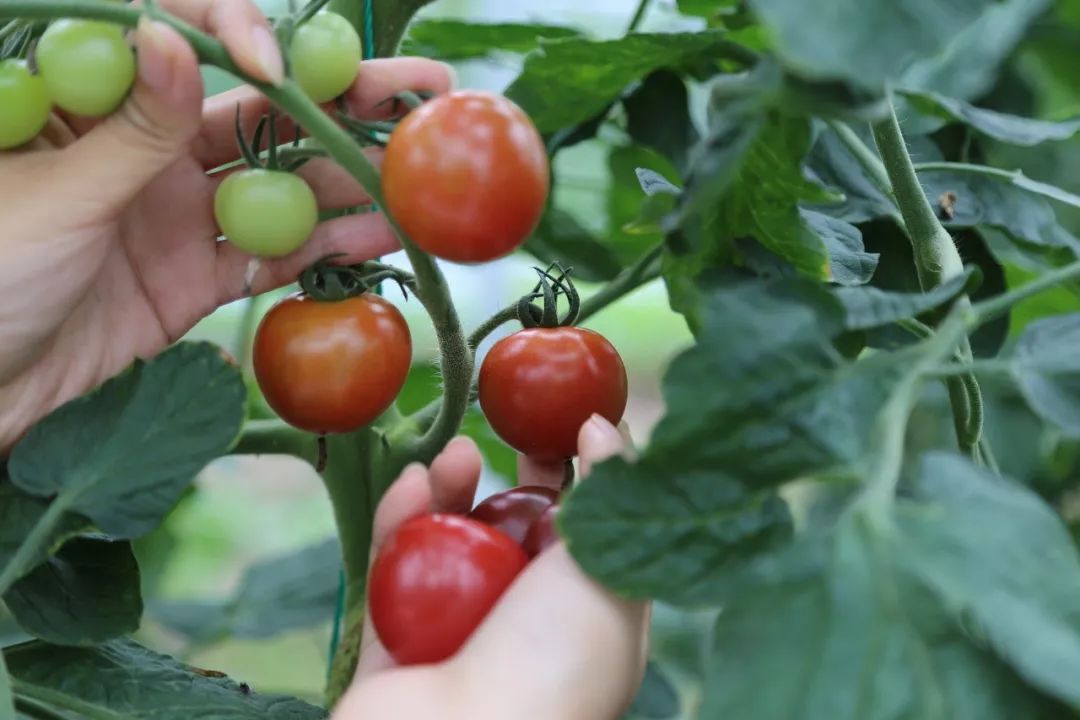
[428,436,483,514]
[578,415,631,478]
[214,211,399,304]
[517,456,567,491]
[370,464,432,551]
[195,58,455,169]
[57,19,203,221]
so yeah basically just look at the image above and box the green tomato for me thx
[214,169,319,258]
[0,60,51,150]
[291,13,362,103]
[36,19,135,117]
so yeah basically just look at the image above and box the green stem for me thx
[0,498,67,597]
[972,259,1080,325]
[577,244,663,324]
[468,306,519,351]
[626,0,652,32]
[230,419,317,464]
[826,120,895,201]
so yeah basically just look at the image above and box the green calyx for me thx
[298,256,415,302]
[516,263,581,329]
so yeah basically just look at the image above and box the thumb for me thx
[59,18,203,219]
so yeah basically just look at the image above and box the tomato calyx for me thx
[298,255,415,303]
[336,91,436,148]
[516,263,581,329]
[233,106,306,173]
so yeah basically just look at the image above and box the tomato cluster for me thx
[0,20,135,149]
[370,485,563,665]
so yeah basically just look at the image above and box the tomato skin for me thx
[522,504,560,558]
[469,486,559,547]
[290,12,362,103]
[381,91,549,264]
[479,327,628,460]
[36,20,135,117]
[370,513,528,665]
[252,293,412,434]
[0,60,50,150]
[214,169,319,258]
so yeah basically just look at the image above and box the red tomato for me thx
[479,327,628,460]
[381,91,550,264]
[252,293,411,434]
[522,504,560,558]
[469,486,559,546]
[369,513,528,665]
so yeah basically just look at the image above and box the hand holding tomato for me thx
[0,0,454,452]
[335,416,649,720]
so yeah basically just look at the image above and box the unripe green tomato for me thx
[36,19,135,117]
[290,13,362,103]
[0,60,51,150]
[214,169,319,258]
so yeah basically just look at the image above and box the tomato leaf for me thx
[527,207,624,282]
[4,638,327,719]
[1011,314,1080,436]
[833,266,978,331]
[8,342,246,541]
[900,90,1080,146]
[4,536,141,647]
[401,19,581,59]
[623,70,700,174]
[805,127,895,225]
[799,210,879,286]
[152,538,340,644]
[0,482,89,592]
[506,30,737,133]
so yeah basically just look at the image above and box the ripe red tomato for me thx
[381,91,549,264]
[479,327,628,460]
[468,486,559,546]
[522,504,560,558]
[369,513,528,665]
[252,293,411,434]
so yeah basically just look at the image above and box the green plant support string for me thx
[327,0,376,677]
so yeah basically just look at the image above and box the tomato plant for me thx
[479,327,628,461]
[253,289,411,435]
[290,12,362,103]
[369,513,528,666]
[34,19,135,117]
[468,485,559,547]
[381,91,550,263]
[0,60,50,149]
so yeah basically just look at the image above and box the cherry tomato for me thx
[381,91,549,264]
[469,486,559,546]
[370,513,528,665]
[479,327,628,461]
[522,504,560,558]
[0,60,50,150]
[252,293,412,434]
[290,12,362,103]
[214,169,318,258]
[35,20,135,117]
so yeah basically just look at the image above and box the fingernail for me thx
[251,25,284,85]
[135,18,175,93]
[438,61,458,91]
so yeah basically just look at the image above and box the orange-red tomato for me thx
[381,91,550,264]
[253,293,411,434]
[479,327,628,461]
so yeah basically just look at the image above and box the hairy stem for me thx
[468,306,519,351]
[230,419,318,464]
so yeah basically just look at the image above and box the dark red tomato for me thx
[381,91,549,264]
[468,486,559,546]
[522,504,560,558]
[369,513,528,665]
[252,293,411,434]
[479,327,628,461]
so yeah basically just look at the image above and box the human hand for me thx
[0,0,452,451]
[333,414,650,720]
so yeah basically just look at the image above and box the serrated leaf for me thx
[748,0,999,91]
[506,31,735,133]
[901,90,1080,146]
[4,536,141,647]
[834,267,977,331]
[4,638,327,718]
[8,342,246,540]
[153,538,339,644]
[1011,314,1080,435]
[400,19,581,59]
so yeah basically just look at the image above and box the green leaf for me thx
[0,652,12,720]
[400,19,581,60]
[4,536,141,647]
[607,146,679,265]
[623,70,700,173]
[526,207,623,282]
[806,127,895,224]
[1011,314,1080,435]
[834,267,978,331]
[153,538,339,644]
[5,638,327,718]
[0,483,88,591]
[800,210,879,286]
[747,0,1000,92]
[626,661,680,719]
[506,30,736,133]
[8,342,246,540]
[901,90,1080,146]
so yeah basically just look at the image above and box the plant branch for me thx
[626,0,652,33]
[972,259,1080,325]
[826,120,894,200]
[230,419,318,464]
[577,244,663,324]
[468,306,519,351]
